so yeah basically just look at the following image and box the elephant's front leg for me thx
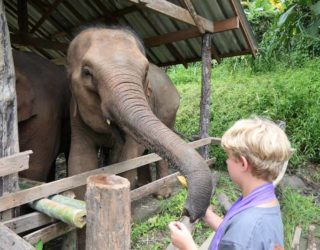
[68,116,99,199]
[154,160,172,198]
[116,135,145,189]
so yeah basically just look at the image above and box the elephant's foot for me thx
[153,185,172,199]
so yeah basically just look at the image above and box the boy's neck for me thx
[240,177,269,197]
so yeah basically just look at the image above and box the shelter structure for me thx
[3,0,257,159]
[4,0,257,66]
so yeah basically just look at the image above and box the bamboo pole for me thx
[86,174,130,250]
[29,198,86,228]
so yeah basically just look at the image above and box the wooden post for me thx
[199,33,212,159]
[85,174,130,250]
[0,0,20,221]
[0,223,35,250]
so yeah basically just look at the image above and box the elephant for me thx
[13,50,71,182]
[66,26,213,222]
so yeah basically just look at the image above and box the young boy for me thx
[169,117,293,250]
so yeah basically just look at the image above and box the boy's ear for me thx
[239,156,250,171]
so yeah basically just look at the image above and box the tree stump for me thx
[85,174,130,250]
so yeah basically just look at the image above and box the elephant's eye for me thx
[81,67,93,79]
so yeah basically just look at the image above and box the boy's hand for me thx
[202,205,223,230]
[168,221,197,250]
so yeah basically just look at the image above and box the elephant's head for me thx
[66,26,213,222]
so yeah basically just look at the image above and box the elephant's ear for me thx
[144,79,153,98]
[71,96,78,117]
[15,71,36,122]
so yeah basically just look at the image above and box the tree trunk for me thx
[199,33,212,159]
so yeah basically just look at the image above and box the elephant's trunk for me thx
[104,76,213,222]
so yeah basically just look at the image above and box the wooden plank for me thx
[199,232,215,250]
[0,137,219,212]
[10,33,68,51]
[0,150,32,177]
[230,0,257,57]
[291,225,302,250]
[0,0,20,221]
[129,0,214,32]
[131,158,215,201]
[30,0,64,33]
[0,223,35,250]
[3,212,55,234]
[86,175,130,250]
[217,193,232,212]
[182,0,205,34]
[23,221,74,245]
[17,0,28,33]
[307,225,316,250]
[144,17,238,48]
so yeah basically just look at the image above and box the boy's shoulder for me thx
[220,206,283,249]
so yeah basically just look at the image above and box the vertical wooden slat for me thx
[0,0,20,221]
[86,174,130,250]
[199,33,212,159]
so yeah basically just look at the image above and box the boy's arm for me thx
[203,206,223,230]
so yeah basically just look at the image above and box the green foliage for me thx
[170,58,320,169]
[232,1,320,71]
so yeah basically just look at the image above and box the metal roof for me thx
[4,0,258,67]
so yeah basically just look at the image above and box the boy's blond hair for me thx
[221,118,294,182]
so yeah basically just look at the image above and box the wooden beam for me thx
[30,0,64,34]
[139,8,188,68]
[23,221,74,245]
[144,17,239,48]
[3,212,55,234]
[0,150,32,177]
[129,0,214,32]
[51,6,139,39]
[182,0,205,34]
[0,137,216,212]
[10,33,68,51]
[230,0,256,57]
[0,223,35,250]
[17,0,28,34]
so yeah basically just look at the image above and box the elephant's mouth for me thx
[105,118,125,144]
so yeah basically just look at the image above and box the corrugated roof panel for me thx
[3,0,257,66]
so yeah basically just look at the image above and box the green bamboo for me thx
[29,198,86,228]
[49,194,86,210]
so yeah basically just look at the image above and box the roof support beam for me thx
[129,0,214,32]
[30,0,64,34]
[144,17,239,47]
[11,34,68,51]
[17,0,28,34]
[230,0,256,57]
[182,0,205,34]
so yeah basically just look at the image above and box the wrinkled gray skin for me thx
[13,51,70,182]
[67,27,213,222]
